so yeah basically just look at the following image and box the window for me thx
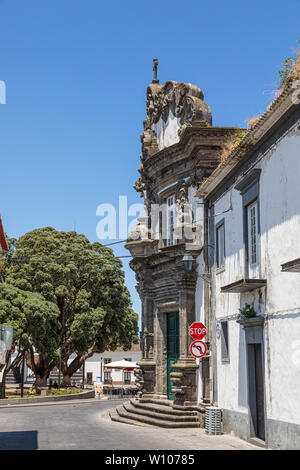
[221,321,229,362]
[104,370,111,384]
[167,196,175,246]
[234,169,261,278]
[124,371,131,385]
[247,200,258,266]
[104,358,112,365]
[216,221,225,268]
[87,372,93,385]
[123,357,132,362]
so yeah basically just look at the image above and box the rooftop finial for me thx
[152,58,159,84]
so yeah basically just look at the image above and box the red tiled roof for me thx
[0,216,8,252]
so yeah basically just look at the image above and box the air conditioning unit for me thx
[205,406,223,435]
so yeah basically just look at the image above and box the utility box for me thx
[205,406,223,435]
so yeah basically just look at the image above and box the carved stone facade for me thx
[127,77,241,409]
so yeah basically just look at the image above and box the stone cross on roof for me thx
[152,58,159,84]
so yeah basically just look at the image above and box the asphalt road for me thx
[0,398,262,450]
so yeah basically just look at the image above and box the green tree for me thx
[4,227,138,387]
[0,283,60,396]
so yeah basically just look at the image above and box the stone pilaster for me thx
[138,281,156,399]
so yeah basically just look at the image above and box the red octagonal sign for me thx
[189,322,206,341]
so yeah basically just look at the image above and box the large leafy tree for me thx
[0,283,60,396]
[4,227,138,386]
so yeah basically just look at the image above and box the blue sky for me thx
[0,0,299,321]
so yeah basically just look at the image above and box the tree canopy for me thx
[2,227,138,386]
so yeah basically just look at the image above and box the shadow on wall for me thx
[238,324,248,408]
[0,430,38,450]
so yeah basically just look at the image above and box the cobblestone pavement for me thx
[0,399,263,450]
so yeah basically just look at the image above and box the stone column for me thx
[137,287,156,400]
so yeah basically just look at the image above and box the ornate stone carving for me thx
[141,327,154,359]
[175,179,190,205]
[141,81,212,161]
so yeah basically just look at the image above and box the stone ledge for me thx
[0,389,95,406]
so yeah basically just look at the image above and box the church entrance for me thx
[167,312,180,400]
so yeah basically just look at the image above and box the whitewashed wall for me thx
[151,112,181,150]
[210,123,300,426]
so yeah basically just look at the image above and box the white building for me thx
[198,82,300,449]
[85,343,141,386]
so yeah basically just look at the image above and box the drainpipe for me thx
[202,199,211,403]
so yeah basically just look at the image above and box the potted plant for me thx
[238,303,257,319]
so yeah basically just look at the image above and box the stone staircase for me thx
[6,366,22,385]
[109,397,206,428]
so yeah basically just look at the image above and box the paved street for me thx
[0,399,262,450]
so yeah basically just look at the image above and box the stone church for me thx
[110,63,242,427]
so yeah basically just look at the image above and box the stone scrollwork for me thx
[140,81,213,162]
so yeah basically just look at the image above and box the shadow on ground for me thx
[0,431,38,450]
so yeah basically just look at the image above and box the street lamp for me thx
[182,252,194,272]
[0,325,13,368]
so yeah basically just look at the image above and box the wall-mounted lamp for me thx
[182,252,194,272]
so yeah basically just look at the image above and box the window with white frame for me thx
[216,221,225,268]
[247,200,258,267]
[167,195,175,246]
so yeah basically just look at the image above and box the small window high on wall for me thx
[216,219,225,268]
[247,200,258,267]
[221,320,229,362]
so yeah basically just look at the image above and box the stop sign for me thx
[189,322,206,340]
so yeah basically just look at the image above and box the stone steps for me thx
[109,398,202,428]
[139,397,173,407]
[115,405,200,428]
[109,410,150,427]
[124,402,197,422]
[130,398,197,416]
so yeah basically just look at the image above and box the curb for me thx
[0,389,95,407]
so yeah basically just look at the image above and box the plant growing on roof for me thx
[278,37,300,89]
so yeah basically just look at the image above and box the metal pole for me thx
[58,353,61,389]
[82,358,85,389]
[20,354,25,398]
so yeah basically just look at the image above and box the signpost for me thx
[189,322,207,358]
